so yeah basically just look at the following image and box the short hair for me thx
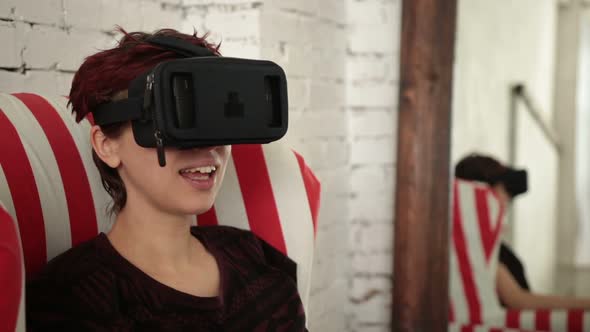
[69,27,220,216]
[454,154,510,187]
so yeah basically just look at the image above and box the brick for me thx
[318,0,346,24]
[348,20,399,55]
[57,72,75,97]
[351,252,393,275]
[183,7,209,35]
[350,276,391,301]
[0,22,25,68]
[315,166,351,196]
[347,81,397,108]
[141,1,184,31]
[310,81,345,111]
[351,136,395,165]
[59,30,115,71]
[63,0,102,30]
[350,110,396,137]
[0,0,17,19]
[183,0,259,5]
[347,54,398,84]
[347,0,399,26]
[312,47,346,80]
[261,9,312,46]
[310,250,348,293]
[99,0,142,31]
[308,279,349,331]
[201,7,261,42]
[0,70,26,93]
[22,25,65,69]
[316,194,350,228]
[351,165,394,194]
[350,189,394,221]
[266,0,318,16]
[308,314,349,332]
[351,290,391,324]
[314,222,349,260]
[285,77,310,109]
[14,0,63,25]
[22,70,60,95]
[296,139,349,170]
[284,43,314,77]
[290,111,347,138]
[350,325,391,332]
[312,20,346,53]
[350,222,393,253]
[218,39,260,58]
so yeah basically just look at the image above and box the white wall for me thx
[346,1,399,331]
[0,1,400,330]
[452,0,559,293]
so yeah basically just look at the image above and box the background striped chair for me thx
[449,179,590,331]
[0,92,320,331]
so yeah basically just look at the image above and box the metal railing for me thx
[508,84,562,166]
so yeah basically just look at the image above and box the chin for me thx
[177,199,216,216]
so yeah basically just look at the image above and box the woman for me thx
[455,153,590,310]
[26,28,306,331]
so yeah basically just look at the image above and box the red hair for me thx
[69,27,221,122]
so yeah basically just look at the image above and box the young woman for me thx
[26,28,306,331]
[455,154,590,310]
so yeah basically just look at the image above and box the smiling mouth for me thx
[178,165,217,181]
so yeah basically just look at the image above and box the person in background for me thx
[455,154,590,310]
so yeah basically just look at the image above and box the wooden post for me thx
[393,1,457,331]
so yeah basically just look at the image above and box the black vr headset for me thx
[93,36,289,167]
[494,169,528,198]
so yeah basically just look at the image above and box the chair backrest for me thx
[0,93,320,327]
[449,179,590,332]
[449,179,506,325]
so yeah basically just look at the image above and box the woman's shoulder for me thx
[33,234,110,284]
[26,234,121,325]
[26,234,120,313]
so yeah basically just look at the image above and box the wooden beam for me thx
[392,1,457,331]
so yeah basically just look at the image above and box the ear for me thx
[90,125,121,168]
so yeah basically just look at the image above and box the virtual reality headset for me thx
[93,36,288,167]
[495,169,528,198]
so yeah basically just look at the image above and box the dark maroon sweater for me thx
[26,226,307,331]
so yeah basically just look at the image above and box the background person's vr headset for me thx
[494,168,528,198]
[93,36,288,167]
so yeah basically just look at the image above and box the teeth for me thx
[180,166,217,174]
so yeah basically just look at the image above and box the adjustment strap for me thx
[93,97,143,126]
[146,35,215,58]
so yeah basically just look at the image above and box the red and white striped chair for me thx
[0,92,320,331]
[449,179,590,331]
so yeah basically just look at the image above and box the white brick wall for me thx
[0,1,401,330]
[346,0,400,331]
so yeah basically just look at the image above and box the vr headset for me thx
[494,169,528,198]
[93,36,288,166]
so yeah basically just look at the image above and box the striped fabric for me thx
[0,93,320,329]
[448,322,534,332]
[0,202,25,332]
[449,179,590,331]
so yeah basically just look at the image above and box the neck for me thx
[107,193,199,273]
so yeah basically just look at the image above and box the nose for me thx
[195,145,223,152]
